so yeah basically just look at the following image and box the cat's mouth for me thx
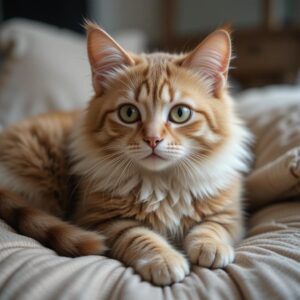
[144,152,165,160]
[139,151,171,171]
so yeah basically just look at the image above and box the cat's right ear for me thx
[177,29,231,98]
[85,21,134,95]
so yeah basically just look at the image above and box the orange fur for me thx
[0,23,251,286]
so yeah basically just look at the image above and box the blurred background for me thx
[1,0,300,89]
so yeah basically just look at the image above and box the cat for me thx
[0,22,251,286]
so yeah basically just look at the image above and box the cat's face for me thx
[84,22,232,173]
[116,69,202,172]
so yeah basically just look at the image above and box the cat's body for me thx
[0,23,251,286]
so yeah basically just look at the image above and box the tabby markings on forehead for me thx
[160,83,172,103]
[174,90,181,102]
[127,90,135,100]
[137,82,149,102]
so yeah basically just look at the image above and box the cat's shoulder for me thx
[0,112,80,213]
[0,110,80,146]
[0,111,81,205]
[0,110,81,165]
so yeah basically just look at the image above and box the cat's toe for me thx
[74,231,107,256]
[186,239,234,268]
[135,251,189,286]
[48,225,107,257]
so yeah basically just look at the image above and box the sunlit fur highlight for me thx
[0,24,252,286]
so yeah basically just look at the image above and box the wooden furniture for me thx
[161,0,300,88]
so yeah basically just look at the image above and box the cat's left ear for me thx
[179,29,231,98]
[86,21,135,95]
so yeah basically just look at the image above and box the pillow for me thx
[0,19,92,129]
[236,86,300,209]
[0,19,147,129]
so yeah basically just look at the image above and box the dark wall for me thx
[2,0,88,33]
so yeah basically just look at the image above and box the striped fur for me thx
[0,112,106,257]
[0,24,252,286]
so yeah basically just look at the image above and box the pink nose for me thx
[143,136,163,149]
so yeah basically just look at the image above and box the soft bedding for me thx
[0,19,300,300]
[0,201,299,300]
[237,87,300,209]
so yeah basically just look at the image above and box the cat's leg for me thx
[184,213,243,269]
[100,219,189,286]
[0,189,107,257]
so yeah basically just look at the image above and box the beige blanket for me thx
[0,201,299,300]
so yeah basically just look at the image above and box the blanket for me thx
[0,201,299,300]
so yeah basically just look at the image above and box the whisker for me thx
[113,159,133,189]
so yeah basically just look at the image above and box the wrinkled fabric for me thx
[236,86,300,208]
[0,201,299,300]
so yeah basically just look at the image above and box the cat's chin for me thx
[138,155,173,172]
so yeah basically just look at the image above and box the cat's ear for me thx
[85,21,134,95]
[180,29,231,98]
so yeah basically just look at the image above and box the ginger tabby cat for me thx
[0,22,251,286]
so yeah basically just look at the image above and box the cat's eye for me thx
[169,105,191,124]
[119,104,140,123]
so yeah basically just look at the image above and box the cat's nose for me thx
[143,136,163,149]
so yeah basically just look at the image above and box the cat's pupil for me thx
[178,108,183,117]
[127,108,133,117]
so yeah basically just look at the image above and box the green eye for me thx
[119,104,140,123]
[169,105,191,124]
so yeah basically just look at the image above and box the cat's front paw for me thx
[185,238,234,268]
[134,250,189,286]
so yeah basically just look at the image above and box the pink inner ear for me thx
[182,30,231,97]
[93,46,129,80]
[87,25,134,94]
[187,48,225,75]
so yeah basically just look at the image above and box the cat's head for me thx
[83,22,234,173]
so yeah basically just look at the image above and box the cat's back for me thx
[0,111,80,215]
